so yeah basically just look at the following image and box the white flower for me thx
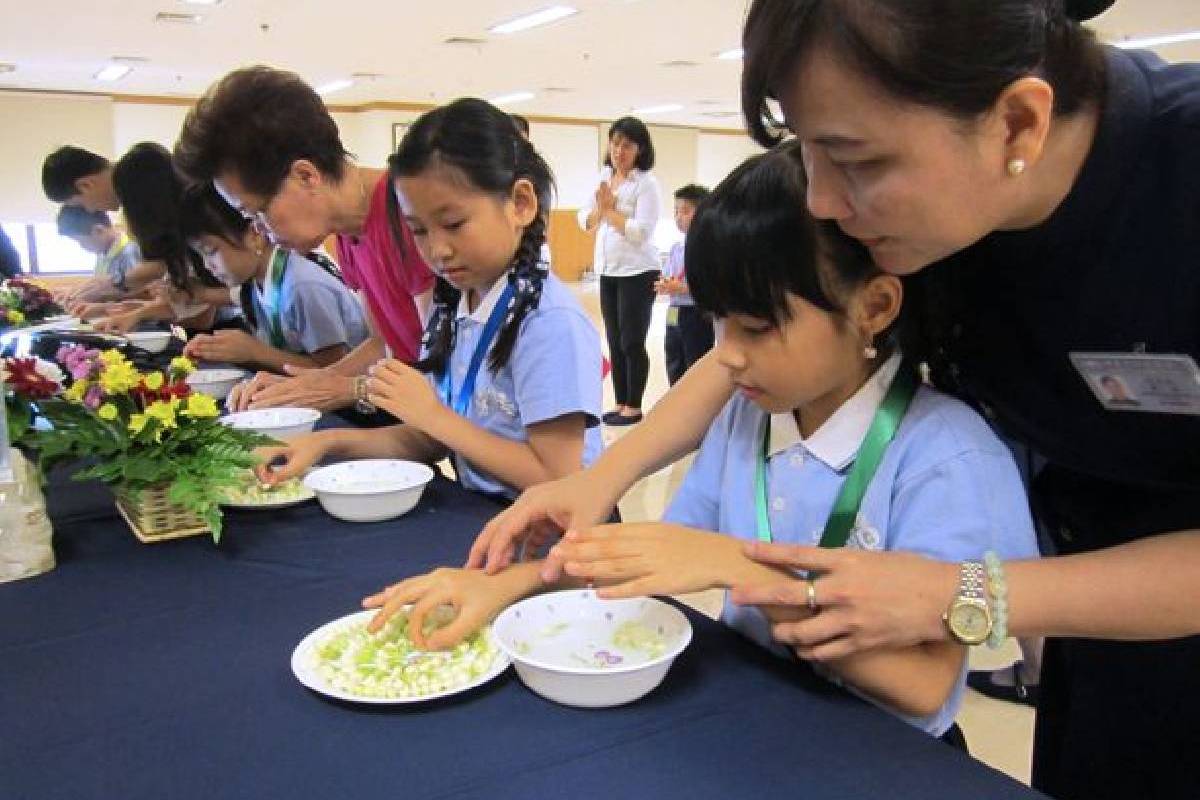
[32,358,65,390]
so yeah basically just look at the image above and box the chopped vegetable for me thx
[611,621,667,659]
[222,473,310,505]
[313,611,499,699]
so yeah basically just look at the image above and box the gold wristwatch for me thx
[944,561,992,646]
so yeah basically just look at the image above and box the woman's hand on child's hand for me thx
[368,359,445,429]
[730,542,958,662]
[362,567,512,650]
[548,522,744,599]
[184,329,261,364]
[252,434,327,484]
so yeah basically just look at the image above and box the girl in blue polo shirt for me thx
[178,183,370,371]
[363,143,1037,743]
[260,98,602,502]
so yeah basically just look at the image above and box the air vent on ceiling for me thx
[540,86,575,93]
[443,36,487,46]
[661,60,700,68]
[0,63,16,74]
[351,72,385,80]
[112,55,151,63]
[155,12,204,24]
[701,111,741,119]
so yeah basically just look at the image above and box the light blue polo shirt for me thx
[663,354,1040,736]
[249,250,370,356]
[435,272,604,500]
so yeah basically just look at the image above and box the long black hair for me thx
[178,182,342,330]
[742,0,1107,147]
[112,142,219,291]
[687,141,920,361]
[389,97,555,377]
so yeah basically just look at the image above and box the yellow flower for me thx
[128,412,148,435]
[99,361,141,395]
[181,393,218,419]
[98,349,128,367]
[97,403,119,421]
[145,399,180,430]
[64,379,90,405]
[143,371,164,391]
[169,356,196,377]
[7,309,24,325]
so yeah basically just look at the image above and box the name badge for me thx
[666,307,680,326]
[1070,352,1200,415]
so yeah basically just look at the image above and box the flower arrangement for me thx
[5,346,272,541]
[0,278,64,328]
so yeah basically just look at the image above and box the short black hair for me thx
[42,146,110,202]
[742,0,1107,147]
[56,205,112,238]
[605,117,655,171]
[674,184,710,205]
[175,65,348,195]
[179,182,251,248]
[509,113,531,137]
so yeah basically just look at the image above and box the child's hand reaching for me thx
[362,565,538,650]
[368,359,446,430]
[547,522,752,599]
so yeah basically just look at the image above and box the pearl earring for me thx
[864,341,878,360]
[1006,158,1027,177]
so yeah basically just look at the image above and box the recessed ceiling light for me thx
[632,103,684,115]
[717,48,744,60]
[315,79,354,96]
[661,60,700,68]
[489,5,578,35]
[444,36,488,46]
[1114,30,1200,49]
[94,63,133,82]
[491,91,536,105]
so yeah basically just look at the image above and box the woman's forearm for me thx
[1006,529,1200,640]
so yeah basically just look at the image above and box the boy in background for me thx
[656,184,712,385]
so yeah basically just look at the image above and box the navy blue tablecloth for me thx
[1,473,1044,800]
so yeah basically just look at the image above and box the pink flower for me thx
[83,385,104,410]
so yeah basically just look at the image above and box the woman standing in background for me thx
[579,117,662,426]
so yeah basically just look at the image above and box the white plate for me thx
[291,609,511,704]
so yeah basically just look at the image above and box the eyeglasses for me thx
[213,176,282,241]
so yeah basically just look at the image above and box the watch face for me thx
[949,602,991,645]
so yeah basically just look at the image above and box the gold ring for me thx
[806,578,819,612]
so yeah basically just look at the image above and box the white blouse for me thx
[577,166,662,277]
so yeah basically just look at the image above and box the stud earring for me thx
[864,340,878,360]
[1006,158,1027,177]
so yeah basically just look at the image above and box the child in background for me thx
[258,98,602,504]
[178,184,369,372]
[655,184,713,385]
[55,205,144,304]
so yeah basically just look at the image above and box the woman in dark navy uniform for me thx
[464,2,1200,798]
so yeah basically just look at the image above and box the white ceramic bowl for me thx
[124,330,172,353]
[302,459,435,522]
[221,407,320,441]
[186,368,246,401]
[492,589,693,708]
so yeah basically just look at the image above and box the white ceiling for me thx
[2,0,1199,129]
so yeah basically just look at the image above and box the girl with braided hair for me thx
[259,98,603,506]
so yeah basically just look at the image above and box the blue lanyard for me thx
[439,283,515,416]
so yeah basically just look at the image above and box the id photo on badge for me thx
[1071,352,1200,415]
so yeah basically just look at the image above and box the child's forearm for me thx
[824,642,965,719]
[423,410,567,492]
[320,425,447,465]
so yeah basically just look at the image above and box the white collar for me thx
[767,352,904,471]
[455,276,508,323]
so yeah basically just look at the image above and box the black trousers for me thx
[664,305,715,386]
[599,271,659,408]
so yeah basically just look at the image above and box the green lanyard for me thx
[260,247,290,350]
[755,360,920,548]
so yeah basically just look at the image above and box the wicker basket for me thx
[114,484,211,544]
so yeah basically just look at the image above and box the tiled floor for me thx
[570,278,1036,785]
